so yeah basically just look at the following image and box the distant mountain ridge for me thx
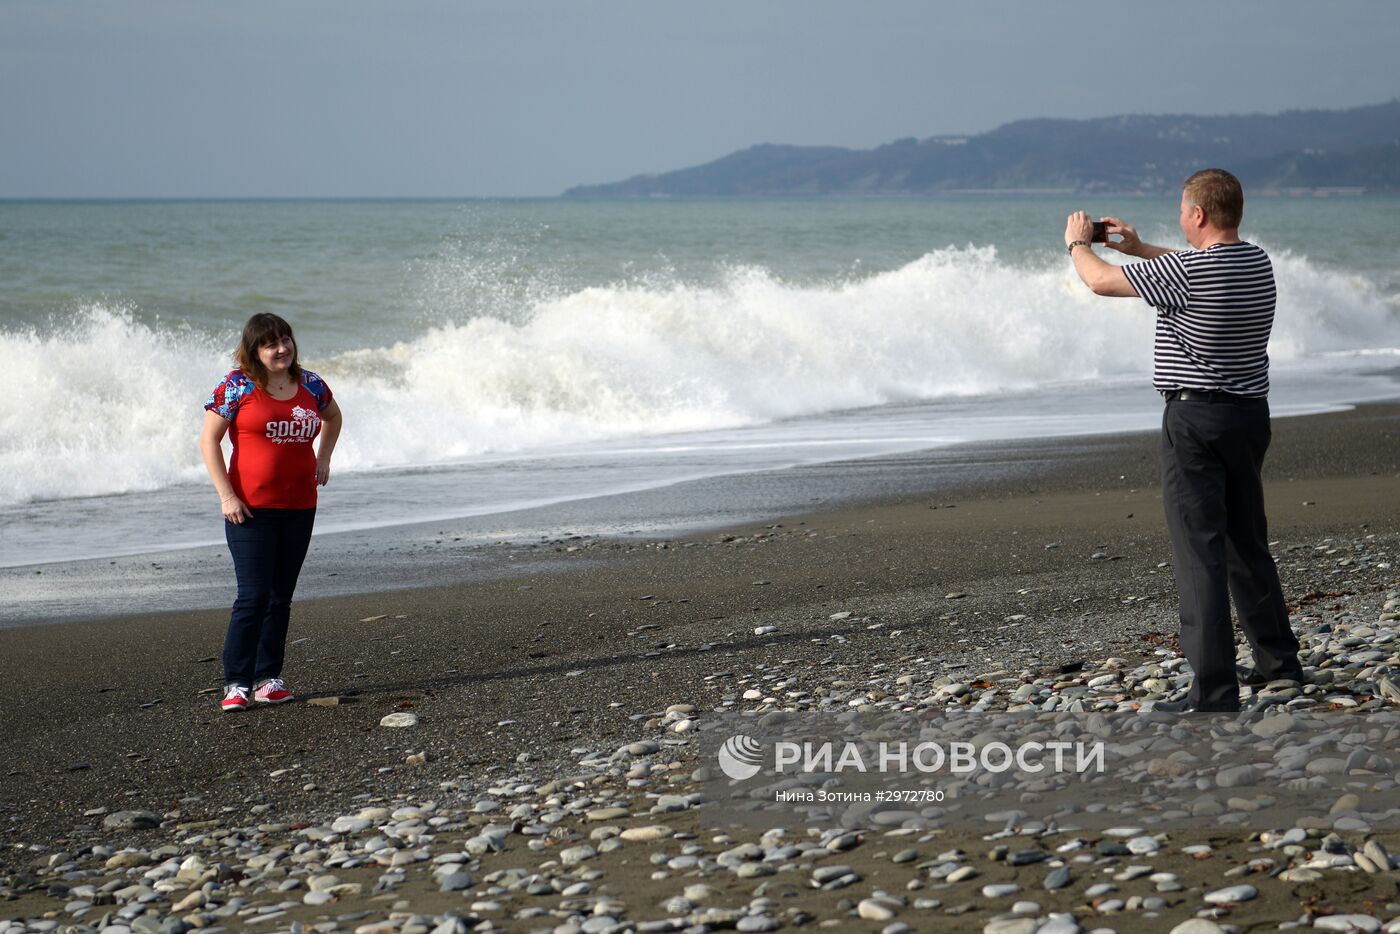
[564,101,1400,197]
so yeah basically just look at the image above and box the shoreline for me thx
[5,397,1398,631]
[2,403,1398,931]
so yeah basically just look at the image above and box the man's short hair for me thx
[1183,168,1244,229]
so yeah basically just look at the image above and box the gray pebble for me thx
[102,811,160,831]
[438,872,473,893]
[812,865,856,884]
[1202,883,1257,904]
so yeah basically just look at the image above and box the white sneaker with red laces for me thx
[254,678,293,705]
[221,684,251,713]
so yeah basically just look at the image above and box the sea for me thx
[2,196,1397,618]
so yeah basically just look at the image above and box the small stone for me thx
[438,873,473,893]
[1203,884,1257,904]
[857,899,895,921]
[379,712,419,728]
[1168,922,1226,934]
[331,817,373,834]
[1279,868,1324,882]
[309,874,342,892]
[102,811,160,831]
[736,918,779,933]
[717,843,765,865]
[1043,866,1072,890]
[171,891,205,912]
[1268,827,1309,847]
[1007,849,1048,866]
[1214,765,1261,788]
[619,825,672,842]
[735,863,775,879]
[104,851,153,870]
[946,866,979,883]
[981,883,1020,897]
[559,845,597,866]
[1313,917,1382,933]
[812,865,856,885]
[586,807,629,821]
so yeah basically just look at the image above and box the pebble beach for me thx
[3,403,1399,934]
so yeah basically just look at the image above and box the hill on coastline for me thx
[564,100,1400,197]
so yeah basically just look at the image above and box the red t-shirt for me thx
[205,369,334,510]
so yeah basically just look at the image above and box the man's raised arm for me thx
[1100,216,1177,260]
[1064,211,1137,297]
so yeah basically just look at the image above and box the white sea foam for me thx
[2,247,1394,507]
[1,306,229,506]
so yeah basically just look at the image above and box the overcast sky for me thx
[2,1,1396,198]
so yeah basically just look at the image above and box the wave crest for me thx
[1,247,1392,506]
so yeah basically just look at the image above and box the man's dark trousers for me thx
[1160,395,1301,711]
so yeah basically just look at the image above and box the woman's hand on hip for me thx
[221,494,252,524]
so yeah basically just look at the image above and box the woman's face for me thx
[258,334,296,375]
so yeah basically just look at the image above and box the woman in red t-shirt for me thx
[200,313,344,713]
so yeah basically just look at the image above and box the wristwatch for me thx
[1066,240,1090,254]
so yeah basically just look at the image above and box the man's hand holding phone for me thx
[1098,216,1144,256]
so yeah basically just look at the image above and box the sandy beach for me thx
[3,402,1399,933]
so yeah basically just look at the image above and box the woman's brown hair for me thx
[234,313,302,390]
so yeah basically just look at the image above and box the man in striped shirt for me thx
[1064,168,1304,713]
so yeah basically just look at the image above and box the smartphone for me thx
[1091,221,1109,243]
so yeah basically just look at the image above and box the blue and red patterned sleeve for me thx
[301,370,334,412]
[204,370,255,421]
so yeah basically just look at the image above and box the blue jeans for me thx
[223,508,316,687]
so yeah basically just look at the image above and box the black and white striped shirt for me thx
[1121,242,1276,398]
